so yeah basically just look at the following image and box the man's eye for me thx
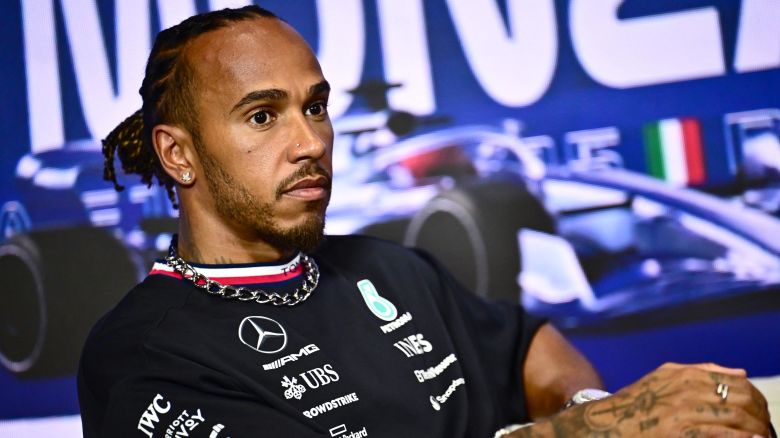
[306,102,327,117]
[251,111,272,125]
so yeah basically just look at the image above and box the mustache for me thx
[275,164,332,200]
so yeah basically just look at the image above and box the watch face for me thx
[574,388,612,404]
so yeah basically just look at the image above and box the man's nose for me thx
[288,117,327,163]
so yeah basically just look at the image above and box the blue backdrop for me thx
[1,0,778,429]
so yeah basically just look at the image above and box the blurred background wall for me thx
[1,0,779,434]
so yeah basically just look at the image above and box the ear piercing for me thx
[181,171,192,183]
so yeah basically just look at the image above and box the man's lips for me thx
[281,176,331,200]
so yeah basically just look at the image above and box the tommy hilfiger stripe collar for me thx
[149,253,304,286]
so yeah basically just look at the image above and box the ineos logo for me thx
[238,316,287,354]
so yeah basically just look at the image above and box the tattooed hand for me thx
[509,363,772,438]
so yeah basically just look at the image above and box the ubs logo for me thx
[280,364,341,400]
[238,316,287,354]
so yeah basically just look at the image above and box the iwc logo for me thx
[238,316,287,354]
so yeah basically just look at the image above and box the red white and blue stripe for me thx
[149,253,304,287]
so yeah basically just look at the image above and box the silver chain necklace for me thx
[164,241,319,306]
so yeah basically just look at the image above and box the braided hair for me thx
[102,5,278,207]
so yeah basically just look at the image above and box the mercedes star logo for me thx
[238,316,287,354]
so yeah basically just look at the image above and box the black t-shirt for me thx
[78,235,545,437]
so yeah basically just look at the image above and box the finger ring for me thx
[716,382,729,403]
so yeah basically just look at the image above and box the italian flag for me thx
[643,118,707,186]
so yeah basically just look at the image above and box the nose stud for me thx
[296,143,301,148]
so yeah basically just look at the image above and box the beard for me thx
[195,141,330,253]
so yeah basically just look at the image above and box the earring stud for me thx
[181,171,192,183]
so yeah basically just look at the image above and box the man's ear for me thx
[152,124,198,186]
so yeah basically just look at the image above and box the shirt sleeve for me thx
[79,363,330,438]
[412,249,548,425]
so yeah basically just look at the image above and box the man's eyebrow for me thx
[230,88,288,114]
[308,80,330,97]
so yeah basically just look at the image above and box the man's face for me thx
[185,18,334,252]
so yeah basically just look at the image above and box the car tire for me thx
[0,227,139,377]
[404,178,555,301]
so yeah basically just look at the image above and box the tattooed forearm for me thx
[639,417,659,431]
[524,364,770,438]
[586,380,676,428]
[549,403,622,438]
[682,428,703,438]
[546,379,679,437]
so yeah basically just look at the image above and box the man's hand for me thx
[512,362,772,437]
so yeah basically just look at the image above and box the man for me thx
[79,6,772,437]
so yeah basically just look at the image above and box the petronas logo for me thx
[356,279,398,321]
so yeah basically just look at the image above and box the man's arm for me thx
[514,359,772,437]
[522,323,604,418]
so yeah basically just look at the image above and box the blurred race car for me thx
[519,167,780,329]
[1,140,177,376]
[325,116,780,334]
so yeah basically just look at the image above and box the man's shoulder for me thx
[95,274,190,326]
[316,234,428,266]
[77,275,206,417]
[81,275,192,365]
[317,234,414,256]
[314,234,441,285]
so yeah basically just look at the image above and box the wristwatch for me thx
[493,389,612,437]
[562,388,612,410]
[493,423,533,438]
